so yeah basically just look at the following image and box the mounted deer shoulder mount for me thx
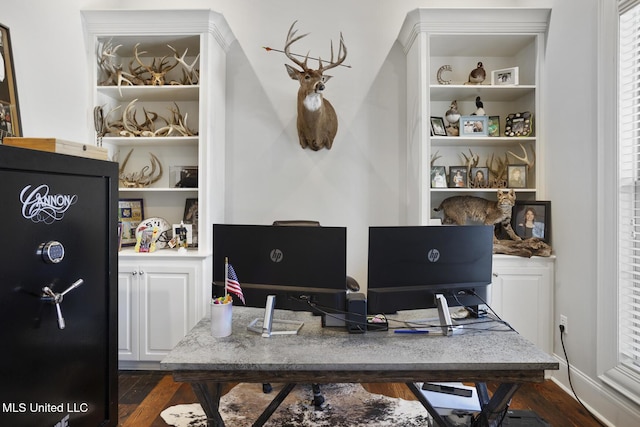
[284,21,347,151]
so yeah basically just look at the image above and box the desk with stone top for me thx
[161,306,558,427]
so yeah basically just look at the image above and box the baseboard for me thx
[550,355,640,426]
[119,360,162,371]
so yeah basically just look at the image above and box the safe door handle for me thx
[42,278,84,329]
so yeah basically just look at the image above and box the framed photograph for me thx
[449,166,468,188]
[491,66,519,85]
[470,167,489,188]
[172,223,193,248]
[460,115,488,137]
[170,165,198,188]
[430,116,447,136]
[431,165,447,188]
[488,116,500,137]
[183,198,198,246]
[512,201,551,243]
[505,112,533,137]
[135,227,156,253]
[118,198,144,247]
[0,24,22,141]
[507,165,527,188]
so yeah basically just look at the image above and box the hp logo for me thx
[270,249,284,263]
[427,249,440,262]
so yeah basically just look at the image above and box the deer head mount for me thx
[284,21,347,151]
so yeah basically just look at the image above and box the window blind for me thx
[619,0,640,373]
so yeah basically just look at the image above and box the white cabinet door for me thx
[118,260,201,364]
[490,256,555,355]
[138,262,198,361]
[117,263,139,360]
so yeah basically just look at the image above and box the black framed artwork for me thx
[430,116,447,136]
[183,198,198,246]
[0,24,21,141]
[512,200,551,244]
[471,167,489,188]
[449,166,468,188]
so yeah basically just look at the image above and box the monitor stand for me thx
[436,293,454,336]
[247,295,304,337]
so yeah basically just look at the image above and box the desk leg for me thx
[475,382,490,406]
[405,382,453,427]
[475,382,521,427]
[191,382,226,427]
[252,383,296,427]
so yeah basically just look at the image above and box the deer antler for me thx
[103,105,123,136]
[97,39,122,84]
[167,44,200,84]
[507,143,535,170]
[284,21,311,71]
[430,150,442,167]
[134,43,178,86]
[119,150,163,188]
[486,153,509,183]
[317,32,347,73]
[121,99,142,137]
[461,149,479,169]
[284,21,347,73]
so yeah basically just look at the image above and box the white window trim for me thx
[597,0,640,405]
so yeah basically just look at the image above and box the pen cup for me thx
[210,301,233,337]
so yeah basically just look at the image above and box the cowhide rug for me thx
[160,383,432,427]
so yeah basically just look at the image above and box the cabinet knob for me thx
[132,271,138,276]
[493,273,499,277]
[139,270,144,276]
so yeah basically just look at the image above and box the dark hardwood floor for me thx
[118,371,604,426]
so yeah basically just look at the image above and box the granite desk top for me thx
[161,306,558,376]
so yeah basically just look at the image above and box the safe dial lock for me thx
[38,241,65,264]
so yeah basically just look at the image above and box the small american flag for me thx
[226,263,245,304]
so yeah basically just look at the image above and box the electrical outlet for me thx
[560,314,568,334]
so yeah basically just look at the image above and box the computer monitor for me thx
[212,224,347,312]
[367,225,493,314]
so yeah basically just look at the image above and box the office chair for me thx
[262,220,359,408]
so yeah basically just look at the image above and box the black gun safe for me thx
[0,145,118,426]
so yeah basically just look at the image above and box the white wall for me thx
[3,0,636,424]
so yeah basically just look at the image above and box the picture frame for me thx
[460,115,488,137]
[0,23,22,141]
[511,200,551,244]
[430,116,447,137]
[470,167,489,188]
[118,198,144,247]
[170,165,198,188]
[505,112,533,137]
[183,198,198,246]
[431,165,447,188]
[491,66,519,85]
[488,116,500,137]
[507,164,527,188]
[172,223,193,247]
[449,166,468,188]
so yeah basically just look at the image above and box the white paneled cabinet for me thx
[118,259,201,366]
[490,255,555,355]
